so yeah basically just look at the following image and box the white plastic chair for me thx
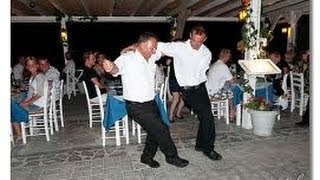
[290,72,308,116]
[51,79,65,132]
[82,81,101,128]
[210,98,229,124]
[95,85,129,146]
[21,80,51,144]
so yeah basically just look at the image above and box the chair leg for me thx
[21,122,27,144]
[225,100,229,125]
[89,106,93,128]
[137,124,142,144]
[102,125,106,147]
[236,104,241,126]
[53,101,59,132]
[44,115,50,142]
[115,121,121,146]
[59,101,64,127]
[124,116,129,145]
[132,121,136,136]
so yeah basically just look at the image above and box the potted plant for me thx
[244,97,279,136]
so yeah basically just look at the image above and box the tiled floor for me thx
[11,94,310,180]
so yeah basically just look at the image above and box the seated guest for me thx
[94,52,109,86]
[80,51,107,101]
[266,51,290,97]
[38,57,61,98]
[11,56,46,143]
[206,48,235,119]
[12,56,26,85]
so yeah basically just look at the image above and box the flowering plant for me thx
[244,97,271,111]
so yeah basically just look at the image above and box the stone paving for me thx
[11,95,311,180]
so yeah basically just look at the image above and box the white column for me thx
[60,18,69,64]
[242,0,261,129]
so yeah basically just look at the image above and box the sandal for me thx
[175,115,185,119]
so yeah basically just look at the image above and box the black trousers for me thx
[181,83,216,152]
[125,100,178,159]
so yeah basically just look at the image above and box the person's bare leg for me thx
[176,94,185,118]
[229,101,235,121]
[169,92,180,121]
[12,122,22,141]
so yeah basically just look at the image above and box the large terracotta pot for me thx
[249,110,279,136]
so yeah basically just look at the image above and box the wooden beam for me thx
[47,0,68,15]
[207,1,241,16]
[11,16,240,23]
[263,0,307,14]
[169,0,201,16]
[264,1,309,18]
[150,0,173,16]
[11,7,27,16]
[16,0,46,15]
[191,0,229,16]
[130,0,145,16]
[78,0,90,16]
[187,16,239,22]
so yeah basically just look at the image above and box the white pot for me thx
[249,110,279,136]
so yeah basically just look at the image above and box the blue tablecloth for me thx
[103,94,169,130]
[230,82,274,107]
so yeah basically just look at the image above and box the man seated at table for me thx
[38,57,61,99]
[11,56,46,143]
[206,48,236,120]
[80,51,108,102]
[266,51,290,97]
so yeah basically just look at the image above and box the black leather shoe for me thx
[195,146,203,152]
[165,156,189,168]
[140,158,160,168]
[203,150,222,161]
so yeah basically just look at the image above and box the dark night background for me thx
[11,14,309,70]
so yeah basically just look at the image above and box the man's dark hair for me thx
[190,24,208,36]
[137,32,158,44]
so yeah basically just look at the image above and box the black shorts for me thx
[169,78,182,92]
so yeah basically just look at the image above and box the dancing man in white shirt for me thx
[102,32,189,168]
[157,24,222,161]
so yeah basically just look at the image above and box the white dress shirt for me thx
[114,51,161,102]
[205,60,233,96]
[45,66,61,97]
[158,40,211,86]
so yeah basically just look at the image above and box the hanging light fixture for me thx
[281,27,288,34]
[60,28,68,42]
[238,8,248,21]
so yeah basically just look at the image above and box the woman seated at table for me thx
[205,48,236,120]
[11,56,46,143]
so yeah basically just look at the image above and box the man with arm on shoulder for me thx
[102,32,189,168]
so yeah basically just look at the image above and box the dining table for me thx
[103,93,170,130]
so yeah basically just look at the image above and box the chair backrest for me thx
[94,85,105,120]
[59,79,64,100]
[82,81,91,107]
[290,72,304,95]
[282,73,289,95]
[43,80,51,115]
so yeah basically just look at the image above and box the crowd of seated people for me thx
[11,56,47,143]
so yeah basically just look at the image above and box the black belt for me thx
[125,100,153,105]
[182,83,202,90]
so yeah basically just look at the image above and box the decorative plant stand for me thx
[249,110,279,136]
